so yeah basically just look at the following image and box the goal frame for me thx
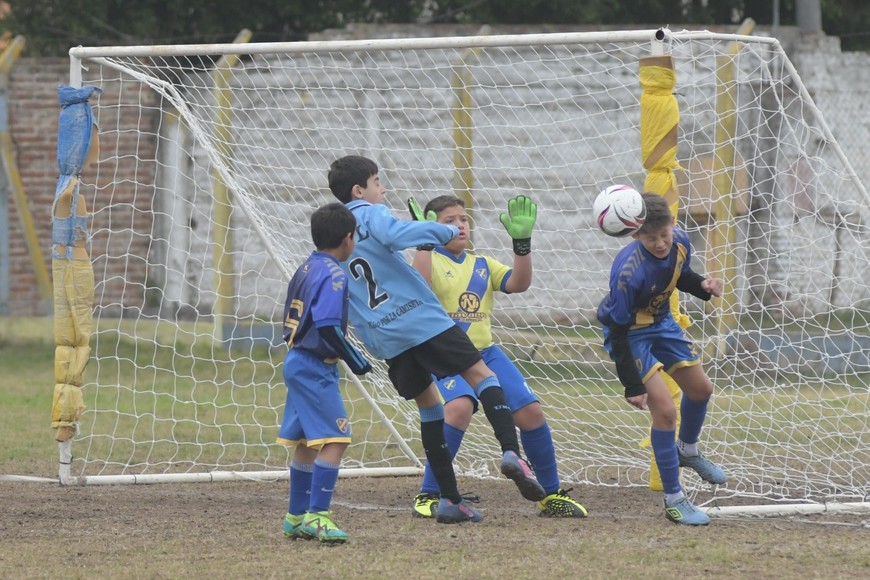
[33,28,870,519]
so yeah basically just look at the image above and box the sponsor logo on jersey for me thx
[459,291,480,313]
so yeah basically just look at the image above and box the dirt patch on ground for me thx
[2,476,869,578]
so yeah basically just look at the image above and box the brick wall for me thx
[3,57,159,315]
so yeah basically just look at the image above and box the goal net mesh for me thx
[72,30,869,502]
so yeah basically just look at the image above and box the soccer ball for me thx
[593,185,646,237]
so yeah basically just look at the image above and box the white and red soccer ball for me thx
[593,185,646,237]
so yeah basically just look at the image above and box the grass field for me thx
[2,323,870,578]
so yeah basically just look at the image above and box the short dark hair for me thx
[310,202,356,250]
[328,155,379,203]
[637,193,672,234]
[424,195,465,216]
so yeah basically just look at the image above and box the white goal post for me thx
[49,28,870,515]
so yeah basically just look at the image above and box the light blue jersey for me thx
[342,200,459,359]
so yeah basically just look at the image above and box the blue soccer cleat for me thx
[435,498,484,524]
[500,450,546,501]
[678,451,728,485]
[664,496,711,526]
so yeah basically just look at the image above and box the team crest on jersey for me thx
[476,267,488,280]
[459,291,481,313]
[443,379,456,391]
[336,418,349,433]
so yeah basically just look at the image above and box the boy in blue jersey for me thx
[598,193,728,526]
[328,155,545,524]
[408,194,587,519]
[279,202,372,544]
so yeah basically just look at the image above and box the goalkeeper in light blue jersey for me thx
[328,155,546,524]
[598,193,728,526]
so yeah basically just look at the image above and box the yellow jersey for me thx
[430,248,512,350]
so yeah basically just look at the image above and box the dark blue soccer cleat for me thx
[500,450,546,501]
[435,498,483,523]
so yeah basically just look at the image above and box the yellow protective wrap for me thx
[638,55,689,491]
[51,192,95,442]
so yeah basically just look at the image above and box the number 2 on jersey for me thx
[348,257,388,309]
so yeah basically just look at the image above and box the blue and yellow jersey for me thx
[597,227,695,330]
[282,251,349,357]
[430,248,512,350]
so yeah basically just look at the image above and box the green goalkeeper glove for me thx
[499,195,537,256]
[407,196,438,250]
[407,197,437,222]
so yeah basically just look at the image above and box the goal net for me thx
[64,29,870,505]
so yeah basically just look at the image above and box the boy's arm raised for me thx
[501,195,536,293]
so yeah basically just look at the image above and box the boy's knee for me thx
[445,396,474,427]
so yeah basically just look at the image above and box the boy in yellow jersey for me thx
[407,194,587,518]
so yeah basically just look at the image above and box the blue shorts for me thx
[603,316,701,382]
[277,349,351,448]
[436,344,538,413]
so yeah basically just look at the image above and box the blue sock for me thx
[678,397,710,445]
[289,460,313,515]
[420,423,465,494]
[521,422,559,494]
[308,458,340,513]
[650,427,681,495]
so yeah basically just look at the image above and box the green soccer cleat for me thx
[282,513,306,540]
[299,510,349,544]
[412,492,440,518]
[537,488,588,518]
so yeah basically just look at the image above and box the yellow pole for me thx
[210,29,251,343]
[711,19,755,354]
[452,26,489,241]
[638,42,685,491]
[0,36,52,313]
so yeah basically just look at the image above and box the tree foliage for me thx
[1,0,867,56]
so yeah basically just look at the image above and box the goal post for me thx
[47,29,870,514]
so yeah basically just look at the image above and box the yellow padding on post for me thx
[51,383,84,435]
[54,345,91,385]
[53,260,95,346]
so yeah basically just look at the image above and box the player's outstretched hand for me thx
[499,195,537,240]
[407,197,437,222]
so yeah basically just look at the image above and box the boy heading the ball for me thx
[328,155,545,524]
[408,194,587,519]
[597,193,728,526]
